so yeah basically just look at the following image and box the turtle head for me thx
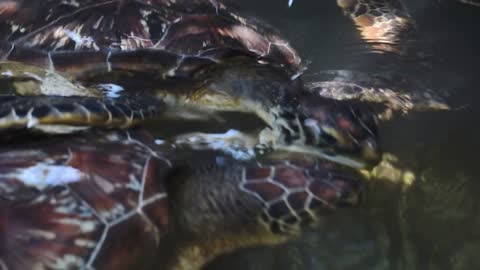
[297,95,380,168]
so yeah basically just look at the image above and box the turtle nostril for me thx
[337,190,361,208]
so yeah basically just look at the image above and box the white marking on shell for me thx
[93,175,115,194]
[25,229,57,240]
[132,162,143,171]
[26,108,39,128]
[74,239,97,248]
[15,164,84,190]
[127,174,142,191]
[288,0,294,7]
[30,194,48,204]
[63,28,98,51]
[106,51,112,72]
[93,15,104,29]
[55,204,77,215]
[46,254,86,270]
[10,24,19,32]
[56,218,97,233]
[99,204,126,221]
[33,125,89,134]
[97,83,124,98]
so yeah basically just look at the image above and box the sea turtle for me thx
[0,1,452,269]
[0,128,363,270]
[0,0,381,168]
[0,3,377,269]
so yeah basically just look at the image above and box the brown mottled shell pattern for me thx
[0,130,363,270]
[0,1,377,269]
[0,131,171,270]
[0,0,301,72]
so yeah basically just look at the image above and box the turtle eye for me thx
[335,115,357,135]
[303,118,342,153]
[303,118,323,145]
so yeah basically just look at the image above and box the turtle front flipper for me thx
[0,95,163,133]
[164,151,363,269]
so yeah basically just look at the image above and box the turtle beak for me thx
[320,125,380,165]
[302,114,380,168]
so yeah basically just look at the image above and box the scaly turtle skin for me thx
[0,129,362,270]
[0,0,380,167]
[0,61,162,133]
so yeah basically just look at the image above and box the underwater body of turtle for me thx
[205,1,480,270]
[0,0,378,269]
[0,0,478,270]
[0,0,383,168]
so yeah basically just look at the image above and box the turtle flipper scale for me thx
[241,158,362,235]
[165,152,363,268]
[0,95,163,133]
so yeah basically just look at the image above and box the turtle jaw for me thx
[297,96,381,168]
[262,117,380,169]
[306,123,381,167]
[273,144,370,170]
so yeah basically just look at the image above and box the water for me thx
[205,1,480,269]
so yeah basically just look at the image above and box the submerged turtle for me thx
[0,0,381,168]
[0,2,376,269]
[0,1,456,269]
[0,129,362,270]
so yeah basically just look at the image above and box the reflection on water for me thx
[205,1,480,269]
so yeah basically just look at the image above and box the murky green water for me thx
[205,1,480,269]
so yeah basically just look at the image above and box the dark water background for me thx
[205,1,480,269]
